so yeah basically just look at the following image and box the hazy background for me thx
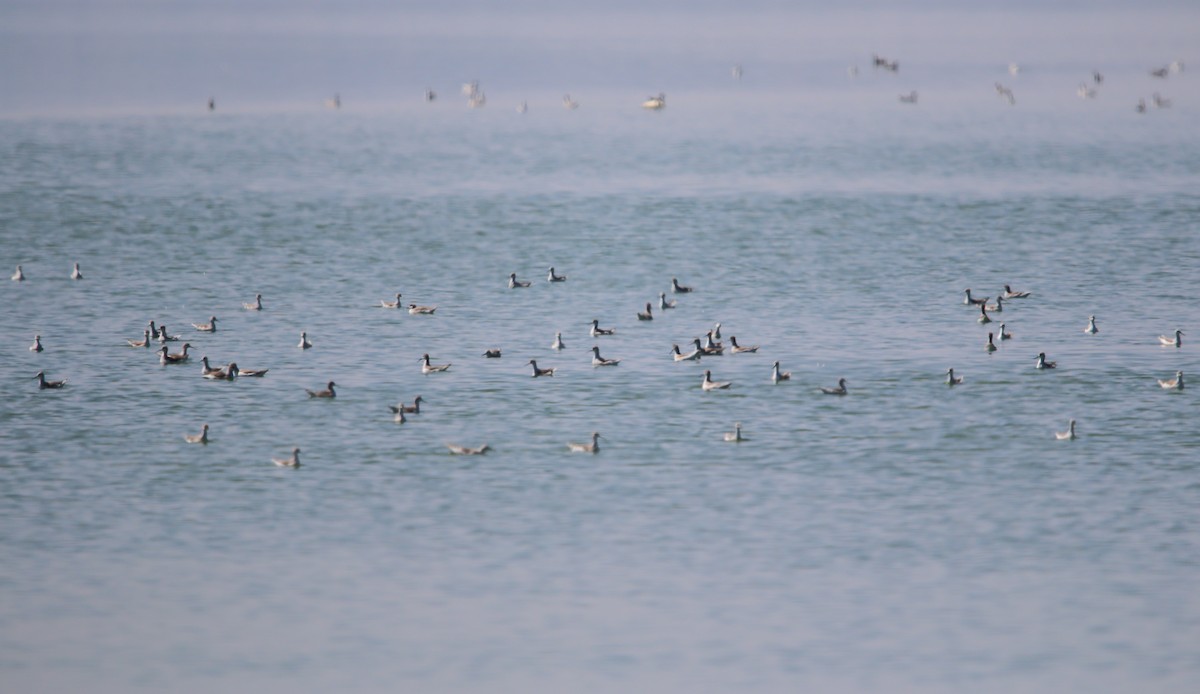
[1,0,1196,116]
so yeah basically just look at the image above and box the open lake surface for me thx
[2,52,1199,692]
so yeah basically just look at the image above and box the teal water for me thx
[2,84,1199,692]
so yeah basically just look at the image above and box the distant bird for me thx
[820,378,848,395]
[127,329,152,348]
[963,289,988,306]
[1035,352,1057,369]
[978,304,992,324]
[243,294,263,311]
[562,94,579,110]
[298,331,312,349]
[636,303,653,321]
[29,334,43,352]
[702,370,732,390]
[1150,66,1170,78]
[425,88,436,102]
[1093,70,1104,84]
[1001,284,1030,299]
[995,82,1016,105]
[729,336,758,353]
[70,262,83,280]
[1136,98,1147,113]
[1077,83,1096,99]
[641,92,666,110]
[11,265,24,281]
[658,292,677,309]
[392,407,407,424]
[983,296,1004,313]
[695,336,723,356]
[305,381,336,398]
[446,443,491,455]
[552,332,565,350]
[420,353,452,373]
[1158,329,1183,348]
[589,319,614,337]
[1008,63,1020,76]
[184,423,209,444]
[723,423,745,442]
[946,368,964,386]
[998,323,1012,341]
[203,362,239,380]
[732,64,743,80]
[199,356,223,376]
[379,293,403,308]
[591,346,620,366]
[237,366,269,378]
[408,304,437,315]
[482,348,502,358]
[1085,315,1098,334]
[1153,93,1172,109]
[159,343,192,364]
[272,447,301,467]
[898,91,918,104]
[771,361,791,383]
[208,97,215,111]
[567,432,601,454]
[712,323,722,340]
[508,272,531,288]
[33,370,67,389]
[672,343,703,362]
[527,360,556,377]
[1157,371,1184,390]
[671,278,693,294]
[986,332,997,353]
[390,396,424,415]
[1055,420,1077,441]
[547,267,567,282]
[192,316,218,332]
[156,325,180,342]
[517,101,527,114]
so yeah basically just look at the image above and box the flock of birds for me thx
[17,258,1187,460]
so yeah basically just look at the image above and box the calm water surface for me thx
[1,82,1199,692]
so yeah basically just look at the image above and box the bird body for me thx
[192,316,218,332]
[567,432,601,454]
[298,332,312,349]
[244,294,263,311]
[820,378,848,395]
[272,447,301,467]
[184,424,209,444]
[408,304,437,315]
[547,267,567,282]
[589,319,614,337]
[671,278,693,294]
[528,360,556,377]
[637,303,653,321]
[702,370,732,390]
[305,381,336,398]
[946,368,964,386]
[723,423,744,442]
[729,336,758,353]
[380,292,403,308]
[420,353,452,373]
[771,361,791,383]
[1035,352,1057,369]
[591,346,620,366]
[508,273,531,288]
[1055,420,1077,440]
[33,371,67,389]
[672,344,703,362]
[446,443,491,455]
[1157,371,1184,390]
[29,334,43,352]
[1158,330,1183,348]
[128,329,151,348]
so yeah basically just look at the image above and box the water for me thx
[2,73,1199,692]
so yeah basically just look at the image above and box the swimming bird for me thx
[33,371,67,389]
[298,331,312,349]
[998,323,1012,340]
[1035,352,1057,369]
[1085,315,1098,334]
[160,343,192,364]
[591,346,620,366]
[184,424,209,444]
[70,262,83,280]
[1055,420,1077,441]
[712,323,722,340]
[11,265,24,281]
[508,272,531,288]
[482,348,502,358]
[156,325,181,342]
[128,329,151,348]
[723,423,744,442]
[695,336,723,356]
[983,296,1004,313]
[1157,371,1184,390]
[567,432,601,454]
[29,334,43,352]
[771,361,791,383]
[637,303,653,321]
[671,278,693,293]
[946,368,964,386]
[272,447,301,467]
[192,316,218,332]
[527,359,556,377]
[446,443,491,455]
[379,292,403,308]
[703,331,724,352]
[199,356,223,376]
[1002,284,1031,299]
[963,289,988,306]
[672,343,703,361]
[203,362,239,380]
[978,303,992,324]
[390,395,424,414]
[305,381,336,398]
[407,304,437,315]
[658,292,676,309]
[547,267,567,282]
[392,407,407,424]
[641,92,666,110]
[243,294,263,311]
[589,319,614,337]
[420,353,451,373]
[552,332,565,350]
[237,366,269,377]
[729,336,758,353]
[1158,329,1183,348]
[986,332,997,353]
[820,378,848,395]
[702,370,732,390]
